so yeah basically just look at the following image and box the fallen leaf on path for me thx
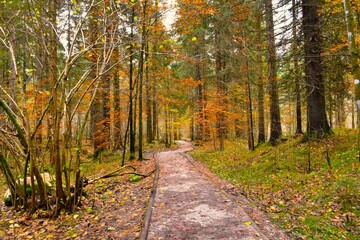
[245,221,253,226]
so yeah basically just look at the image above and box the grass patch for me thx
[191,129,360,239]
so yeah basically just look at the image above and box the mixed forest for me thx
[0,0,359,238]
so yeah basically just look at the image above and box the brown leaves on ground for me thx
[0,159,155,239]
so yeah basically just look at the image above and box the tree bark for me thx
[293,0,303,134]
[343,0,360,114]
[246,61,255,151]
[113,60,122,150]
[145,42,152,143]
[195,43,204,141]
[215,25,227,151]
[138,0,148,160]
[256,1,265,143]
[265,0,282,144]
[48,0,65,213]
[303,0,330,137]
[129,6,136,160]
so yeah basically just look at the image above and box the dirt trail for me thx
[146,141,289,240]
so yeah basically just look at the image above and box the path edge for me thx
[139,153,160,240]
[180,150,293,240]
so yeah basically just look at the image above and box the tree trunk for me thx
[152,85,158,141]
[165,105,170,147]
[246,61,255,151]
[195,43,204,141]
[256,1,265,143]
[129,6,136,160]
[145,42,152,143]
[92,82,102,159]
[101,73,110,148]
[138,0,148,160]
[215,25,227,151]
[48,0,65,213]
[293,0,303,134]
[303,0,330,137]
[265,0,282,144]
[9,30,17,108]
[343,0,360,114]
[113,61,122,150]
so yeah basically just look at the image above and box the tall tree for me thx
[138,0,148,160]
[255,0,266,143]
[214,3,229,151]
[343,0,360,112]
[128,5,136,160]
[292,0,303,134]
[302,0,330,136]
[47,0,66,213]
[265,0,282,144]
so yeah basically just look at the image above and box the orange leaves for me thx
[327,43,348,54]
[179,77,201,89]
[175,0,216,36]
[23,82,50,121]
[232,2,252,22]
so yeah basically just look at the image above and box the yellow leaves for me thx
[244,221,253,226]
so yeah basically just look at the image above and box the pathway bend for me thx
[146,140,289,240]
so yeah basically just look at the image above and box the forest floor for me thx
[191,130,360,239]
[0,157,155,239]
[146,140,290,239]
[0,141,291,239]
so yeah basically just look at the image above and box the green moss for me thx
[129,174,142,183]
[190,131,360,239]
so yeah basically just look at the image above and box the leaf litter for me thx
[0,158,155,239]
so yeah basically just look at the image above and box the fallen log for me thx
[88,165,155,184]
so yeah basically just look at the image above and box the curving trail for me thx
[146,141,289,240]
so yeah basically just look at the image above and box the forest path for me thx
[145,141,289,240]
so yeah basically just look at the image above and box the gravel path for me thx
[146,141,289,240]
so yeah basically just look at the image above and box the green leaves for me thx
[129,174,142,183]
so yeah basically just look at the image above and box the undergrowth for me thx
[191,129,359,239]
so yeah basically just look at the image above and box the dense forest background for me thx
[0,0,359,216]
